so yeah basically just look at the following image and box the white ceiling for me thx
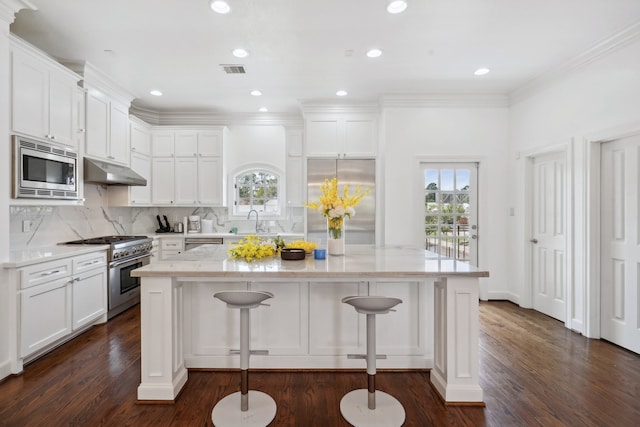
[10,0,640,114]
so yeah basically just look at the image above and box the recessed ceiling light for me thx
[387,1,407,14]
[474,67,490,76]
[251,90,262,96]
[210,0,231,14]
[259,107,268,112]
[232,48,248,58]
[336,90,348,97]
[150,90,163,96]
[366,48,383,58]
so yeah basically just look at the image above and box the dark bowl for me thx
[280,248,306,260]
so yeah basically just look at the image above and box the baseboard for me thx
[0,359,12,382]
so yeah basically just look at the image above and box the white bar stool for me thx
[340,296,406,427]
[211,290,277,427]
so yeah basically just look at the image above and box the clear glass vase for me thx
[327,217,345,256]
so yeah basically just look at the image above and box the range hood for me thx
[83,158,147,186]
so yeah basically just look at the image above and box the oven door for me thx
[108,254,150,318]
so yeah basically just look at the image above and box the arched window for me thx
[233,169,281,216]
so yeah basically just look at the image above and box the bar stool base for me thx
[340,389,405,427]
[212,391,277,427]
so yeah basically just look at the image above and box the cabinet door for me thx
[21,277,72,357]
[198,156,222,205]
[344,118,377,157]
[175,157,198,204]
[11,50,48,140]
[130,122,151,156]
[47,72,77,147]
[286,156,304,206]
[151,131,174,157]
[72,268,107,331]
[151,157,175,204]
[306,119,340,157]
[175,131,198,157]
[109,101,130,165]
[85,91,110,160]
[130,152,152,204]
[198,131,223,157]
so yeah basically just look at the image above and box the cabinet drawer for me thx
[72,251,107,274]
[20,258,72,290]
[161,238,184,250]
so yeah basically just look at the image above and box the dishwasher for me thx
[184,237,224,251]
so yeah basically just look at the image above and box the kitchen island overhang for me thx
[132,245,488,405]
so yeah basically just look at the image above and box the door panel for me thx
[600,137,640,354]
[531,152,566,321]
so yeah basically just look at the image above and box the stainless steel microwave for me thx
[13,135,79,200]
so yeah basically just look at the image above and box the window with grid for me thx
[233,170,281,216]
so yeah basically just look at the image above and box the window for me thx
[233,169,281,216]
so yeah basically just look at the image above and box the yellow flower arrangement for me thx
[305,177,371,239]
[227,234,276,262]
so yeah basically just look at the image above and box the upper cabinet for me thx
[10,36,82,149]
[286,127,305,206]
[304,110,379,158]
[150,127,226,206]
[81,63,135,166]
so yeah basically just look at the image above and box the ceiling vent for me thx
[221,64,246,74]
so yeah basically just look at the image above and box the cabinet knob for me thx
[79,128,85,133]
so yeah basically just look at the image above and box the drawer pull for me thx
[40,270,61,276]
[82,260,102,266]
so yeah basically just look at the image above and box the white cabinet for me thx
[305,113,378,158]
[21,276,72,358]
[82,62,134,166]
[10,36,81,148]
[108,118,152,206]
[85,92,130,165]
[71,252,108,331]
[160,237,185,259]
[150,128,225,206]
[286,127,305,206]
[17,250,107,359]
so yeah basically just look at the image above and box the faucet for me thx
[247,209,261,234]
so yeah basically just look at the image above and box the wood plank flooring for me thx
[1,301,639,426]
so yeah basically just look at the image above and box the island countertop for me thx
[131,244,490,280]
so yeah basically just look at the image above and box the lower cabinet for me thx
[16,250,107,361]
[20,276,72,357]
[72,267,107,331]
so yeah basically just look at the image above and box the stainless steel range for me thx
[64,235,152,319]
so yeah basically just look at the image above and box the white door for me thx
[600,137,640,353]
[422,163,478,265]
[531,152,566,321]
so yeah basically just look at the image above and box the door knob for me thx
[530,238,538,244]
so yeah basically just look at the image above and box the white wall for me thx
[508,37,640,334]
[382,106,510,299]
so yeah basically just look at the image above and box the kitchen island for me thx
[131,244,489,405]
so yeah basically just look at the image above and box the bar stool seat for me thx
[340,296,406,427]
[211,290,276,427]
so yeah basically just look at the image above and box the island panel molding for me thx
[132,245,488,405]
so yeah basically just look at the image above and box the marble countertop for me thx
[4,244,110,268]
[152,232,304,239]
[132,244,490,280]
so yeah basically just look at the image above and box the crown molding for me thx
[379,93,508,108]
[67,61,137,105]
[510,20,640,105]
[0,0,36,25]
[299,99,381,115]
[129,106,303,127]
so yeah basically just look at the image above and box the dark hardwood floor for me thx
[1,301,639,426]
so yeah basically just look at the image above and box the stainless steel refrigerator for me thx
[307,159,375,244]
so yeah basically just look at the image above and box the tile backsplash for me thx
[10,184,305,250]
